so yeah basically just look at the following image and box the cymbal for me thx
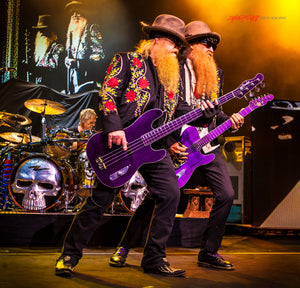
[24,99,65,115]
[0,112,13,126]
[0,141,16,147]
[1,114,32,126]
[0,132,41,144]
[0,112,13,118]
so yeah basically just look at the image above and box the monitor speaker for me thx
[251,100,300,228]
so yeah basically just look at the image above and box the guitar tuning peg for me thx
[244,95,248,100]
[260,82,265,88]
[249,91,255,97]
[255,87,260,92]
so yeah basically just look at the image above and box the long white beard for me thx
[34,34,51,63]
[66,17,87,49]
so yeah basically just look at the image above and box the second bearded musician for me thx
[169,21,244,271]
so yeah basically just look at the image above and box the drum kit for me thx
[0,99,147,213]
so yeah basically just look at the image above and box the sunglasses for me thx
[190,38,218,51]
[200,41,217,51]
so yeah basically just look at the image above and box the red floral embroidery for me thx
[167,91,174,100]
[107,64,113,74]
[105,101,116,111]
[126,91,137,102]
[108,77,119,88]
[138,78,149,89]
[133,58,142,68]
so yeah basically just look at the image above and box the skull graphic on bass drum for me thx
[10,157,63,211]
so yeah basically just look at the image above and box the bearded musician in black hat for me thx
[55,14,219,278]
[108,20,243,272]
[64,1,105,94]
[31,14,64,90]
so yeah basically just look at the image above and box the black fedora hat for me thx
[32,15,53,29]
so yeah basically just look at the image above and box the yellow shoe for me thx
[55,256,76,277]
[109,247,129,267]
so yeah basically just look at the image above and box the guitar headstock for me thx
[234,73,265,99]
[249,94,274,110]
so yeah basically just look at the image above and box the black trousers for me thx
[118,149,234,255]
[197,149,234,253]
[61,154,180,269]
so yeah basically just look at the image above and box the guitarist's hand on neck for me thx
[108,130,128,151]
[201,99,219,119]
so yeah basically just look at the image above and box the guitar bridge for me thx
[96,156,106,170]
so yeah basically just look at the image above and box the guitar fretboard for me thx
[142,89,243,145]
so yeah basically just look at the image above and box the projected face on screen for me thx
[65,1,105,94]
[30,14,64,88]
[19,0,106,94]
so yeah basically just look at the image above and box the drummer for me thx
[70,108,97,150]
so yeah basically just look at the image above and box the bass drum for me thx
[8,155,75,212]
[111,171,148,214]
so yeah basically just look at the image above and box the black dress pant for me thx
[197,149,234,253]
[118,149,234,255]
[61,154,180,269]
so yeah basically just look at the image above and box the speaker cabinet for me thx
[251,100,300,228]
[222,136,250,223]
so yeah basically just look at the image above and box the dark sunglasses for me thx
[189,38,218,51]
[200,41,217,51]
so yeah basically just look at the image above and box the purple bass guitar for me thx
[175,94,274,188]
[86,74,264,188]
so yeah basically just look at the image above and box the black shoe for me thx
[197,252,234,270]
[109,247,129,267]
[55,255,76,277]
[144,264,186,277]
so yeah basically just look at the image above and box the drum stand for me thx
[41,106,47,142]
[64,189,69,213]
[25,126,32,142]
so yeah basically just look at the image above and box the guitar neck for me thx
[142,90,240,145]
[194,105,254,150]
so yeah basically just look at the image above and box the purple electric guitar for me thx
[175,94,274,188]
[86,74,264,188]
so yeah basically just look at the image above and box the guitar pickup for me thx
[96,156,106,170]
[109,165,131,181]
[176,168,186,179]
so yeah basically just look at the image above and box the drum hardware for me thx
[0,152,13,211]
[25,126,32,142]
[24,99,66,141]
[44,127,75,159]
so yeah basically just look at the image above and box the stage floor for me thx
[0,235,299,288]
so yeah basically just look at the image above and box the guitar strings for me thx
[97,86,259,168]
